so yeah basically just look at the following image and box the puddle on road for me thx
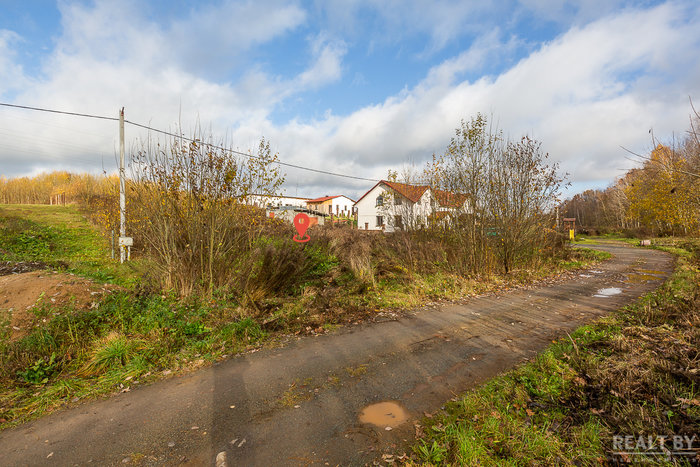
[625,273,660,284]
[359,401,408,428]
[593,287,622,298]
[633,269,665,276]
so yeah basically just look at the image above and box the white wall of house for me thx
[247,194,309,208]
[355,183,474,232]
[355,184,386,231]
[330,196,355,216]
[355,183,435,232]
[307,195,356,216]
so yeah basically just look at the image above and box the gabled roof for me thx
[355,180,465,207]
[246,193,310,200]
[382,181,430,203]
[306,195,356,204]
[354,180,430,205]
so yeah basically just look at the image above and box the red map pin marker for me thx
[293,213,311,243]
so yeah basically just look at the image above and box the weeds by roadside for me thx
[404,238,699,466]
[0,291,267,429]
[0,206,608,431]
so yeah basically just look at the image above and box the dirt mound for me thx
[0,271,114,341]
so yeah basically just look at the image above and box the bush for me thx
[128,131,284,297]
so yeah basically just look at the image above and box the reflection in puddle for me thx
[593,287,622,298]
[589,270,604,274]
[626,273,660,284]
[359,401,408,428]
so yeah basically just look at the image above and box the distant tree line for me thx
[561,107,700,236]
[0,171,117,206]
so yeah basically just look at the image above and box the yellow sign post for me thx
[563,218,576,242]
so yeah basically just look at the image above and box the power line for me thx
[0,102,119,122]
[0,101,380,183]
[124,120,379,182]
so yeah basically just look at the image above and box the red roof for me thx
[306,195,355,204]
[382,181,430,203]
[306,195,340,203]
[355,180,464,207]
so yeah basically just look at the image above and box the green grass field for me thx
[0,204,136,285]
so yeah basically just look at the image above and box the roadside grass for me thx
[0,205,611,431]
[0,291,268,429]
[260,245,608,332]
[405,238,699,466]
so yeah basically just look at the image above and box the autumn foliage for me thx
[562,111,700,236]
[0,171,117,206]
[127,132,285,296]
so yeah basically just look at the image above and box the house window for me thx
[376,216,384,227]
[328,205,332,214]
[394,196,402,206]
[395,215,403,229]
[376,195,384,207]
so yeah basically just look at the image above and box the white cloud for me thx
[316,0,494,53]
[296,34,347,88]
[0,0,343,177]
[0,30,29,98]
[515,0,635,25]
[167,0,307,73]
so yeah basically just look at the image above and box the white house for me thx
[306,195,356,217]
[246,194,310,209]
[354,180,468,232]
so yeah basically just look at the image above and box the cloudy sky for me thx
[0,0,699,199]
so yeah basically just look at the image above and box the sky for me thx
[0,0,699,200]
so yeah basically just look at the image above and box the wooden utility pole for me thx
[119,108,126,263]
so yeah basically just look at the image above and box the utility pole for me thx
[119,108,126,263]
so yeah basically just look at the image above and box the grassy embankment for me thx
[0,204,608,430]
[405,237,699,465]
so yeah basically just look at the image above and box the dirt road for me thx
[0,243,673,466]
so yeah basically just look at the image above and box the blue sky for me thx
[0,0,699,199]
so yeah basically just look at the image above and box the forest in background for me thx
[561,107,700,236]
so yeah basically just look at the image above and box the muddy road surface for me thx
[0,243,673,466]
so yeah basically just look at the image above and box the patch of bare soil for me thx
[0,261,54,276]
[0,271,114,341]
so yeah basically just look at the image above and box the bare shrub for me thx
[486,136,566,272]
[128,128,284,296]
[429,114,566,274]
